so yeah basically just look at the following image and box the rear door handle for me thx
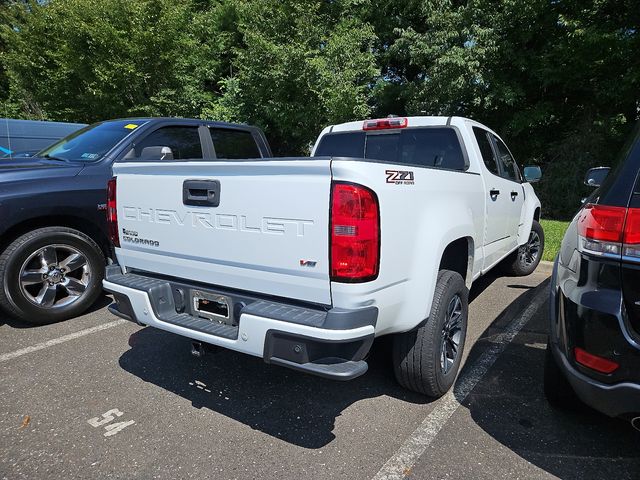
[183,180,220,207]
[490,189,500,197]
[511,191,519,199]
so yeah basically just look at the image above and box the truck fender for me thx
[517,183,541,246]
[410,207,477,327]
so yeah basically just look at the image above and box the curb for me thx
[536,260,554,275]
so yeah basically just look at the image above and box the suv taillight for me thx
[107,177,119,248]
[577,203,640,259]
[623,208,640,258]
[330,182,380,282]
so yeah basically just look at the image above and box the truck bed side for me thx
[329,158,485,335]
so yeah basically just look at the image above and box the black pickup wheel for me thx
[503,220,545,276]
[392,270,469,398]
[0,227,105,324]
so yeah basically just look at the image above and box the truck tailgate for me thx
[112,159,332,305]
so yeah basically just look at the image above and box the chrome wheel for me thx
[440,294,463,375]
[518,230,541,269]
[18,244,90,309]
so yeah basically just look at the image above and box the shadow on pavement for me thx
[117,273,503,449]
[459,280,640,479]
[0,293,112,329]
[119,329,427,448]
[469,271,499,302]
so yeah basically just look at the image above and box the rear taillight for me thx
[363,117,407,131]
[107,177,119,248]
[577,204,640,259]
[623,208,640,258]
[574,347,619,374]
[330,182,379,282]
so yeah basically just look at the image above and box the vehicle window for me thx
[399,128,465,170]
[129,126,202,160]
[492,135,520,182]
[209,128,261,159]
[473,127,499,175]
[366,134,399,162]
[314,128,466,171]
[37,120,147,162]
[313,131,366,158]
[631,171,640,208]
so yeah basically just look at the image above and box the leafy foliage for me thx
[202,0,378,154]
[1,0,224,120]
[1,0,638,217]
[377,0,640,217]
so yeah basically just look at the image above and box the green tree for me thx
[2,0,234,122]
[209,0,379,154]
[376,0,640,217]
[2,0,638,217]
[0,0,29,117]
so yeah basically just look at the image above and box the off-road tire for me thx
[393,270,468,398]
[503,220,545,276]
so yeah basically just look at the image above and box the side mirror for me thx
[140,146,174,161]
[584,167,610,188]
[523,166,542,183]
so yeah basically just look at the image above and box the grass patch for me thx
[540,219,570,262]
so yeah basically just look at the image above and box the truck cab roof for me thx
[99,117,256,128]
[319,115,499,135]
[311,116,505,165]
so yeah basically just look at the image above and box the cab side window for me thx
[473,127,499,175]
[491,135,521,182]
[127,126,203,160]
[209,128,261,159]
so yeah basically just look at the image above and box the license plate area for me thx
[192,290,232,325]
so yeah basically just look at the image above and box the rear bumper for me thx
[549,340,640,418]
[103,267,376,381]
[549,255,640,418]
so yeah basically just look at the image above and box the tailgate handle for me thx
[183,180,220,207]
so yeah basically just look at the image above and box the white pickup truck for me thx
[103,116,543,397]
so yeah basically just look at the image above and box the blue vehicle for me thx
[0,118,87,157]
[0,150,39,159]
[0,118,272,324]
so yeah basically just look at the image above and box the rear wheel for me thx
[393,270,468,397]
[0,227,105,324]
[503,220,544,276]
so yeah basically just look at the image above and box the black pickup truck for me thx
[0,118,272,324]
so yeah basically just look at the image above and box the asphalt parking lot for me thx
[1,263,639,480]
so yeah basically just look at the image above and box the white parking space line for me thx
[372,289,547,480]
[0,319,126,363]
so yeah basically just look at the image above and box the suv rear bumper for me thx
[549,340,640,418]
[550,256,640,418]
[103,266,376,381]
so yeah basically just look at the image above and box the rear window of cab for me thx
[313,127,467,171]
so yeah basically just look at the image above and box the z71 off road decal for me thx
[386,170,415,185]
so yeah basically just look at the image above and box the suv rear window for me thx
[631,171,640,208]
[314,128,466,171]
[209,128,261,159]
